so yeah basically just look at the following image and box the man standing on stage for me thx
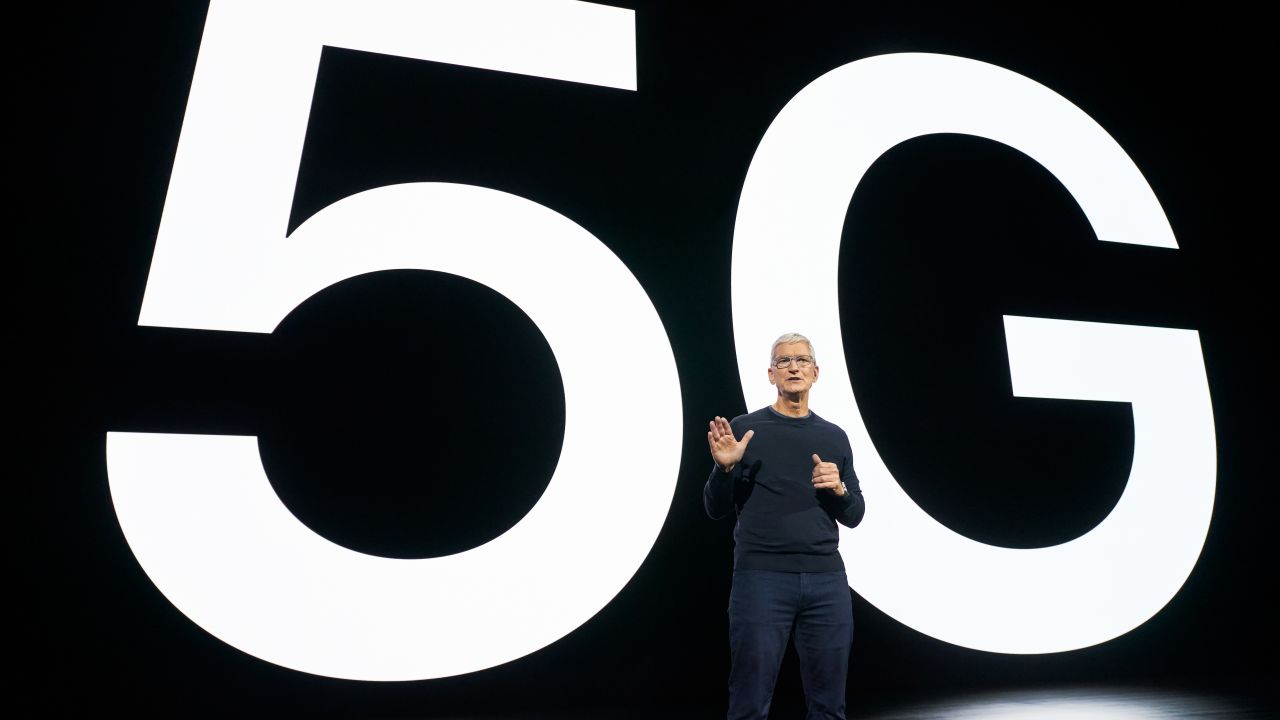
[704,332,866,720]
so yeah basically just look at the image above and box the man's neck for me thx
[772,393,810,418]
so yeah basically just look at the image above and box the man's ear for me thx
[812,364,819,383]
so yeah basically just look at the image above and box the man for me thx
[704,332,866,720]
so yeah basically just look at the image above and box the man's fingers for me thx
[712,417,731,442]
[710,416,757,449]
[812,453,822,465]
[715,416,739,441]
[812,459,838,479]
[719,416,734,437]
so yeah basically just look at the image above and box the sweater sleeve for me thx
[829,453,870,527]
[831,437,865,528]
[703,463,739,520]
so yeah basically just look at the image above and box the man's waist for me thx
[734,550,846,572]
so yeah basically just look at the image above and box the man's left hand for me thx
[811,454,844,496]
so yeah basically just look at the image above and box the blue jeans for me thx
[727,570,853,720]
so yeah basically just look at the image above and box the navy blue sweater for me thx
[703,406,865,571]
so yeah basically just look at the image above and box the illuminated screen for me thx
[30,0,1270,716]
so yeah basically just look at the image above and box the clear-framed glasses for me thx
[773,355,814,369]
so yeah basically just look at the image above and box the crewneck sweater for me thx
[703,406,865,571]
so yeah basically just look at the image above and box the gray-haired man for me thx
[705,332,866,719]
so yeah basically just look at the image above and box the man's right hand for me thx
[707,416,754,473]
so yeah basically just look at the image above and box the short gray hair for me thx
[771,332,815,362]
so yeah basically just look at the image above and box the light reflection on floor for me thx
[420,687,1275,719]
[856,687,1272,720]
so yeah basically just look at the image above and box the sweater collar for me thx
[766,405,813,424]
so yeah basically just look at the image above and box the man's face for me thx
[768,341,819,396]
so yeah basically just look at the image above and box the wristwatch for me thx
[839,481,848,496]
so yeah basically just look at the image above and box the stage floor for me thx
[417,686,1276,719]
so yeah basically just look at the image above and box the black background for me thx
[27,0,1273,716]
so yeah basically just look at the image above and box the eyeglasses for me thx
[773,355,814,369]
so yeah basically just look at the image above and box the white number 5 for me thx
[107,0,682,681]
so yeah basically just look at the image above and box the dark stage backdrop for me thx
[29,0,1272,716]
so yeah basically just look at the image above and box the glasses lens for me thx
[774,356,812,368]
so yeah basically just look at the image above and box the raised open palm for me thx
[707,416,754,472]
